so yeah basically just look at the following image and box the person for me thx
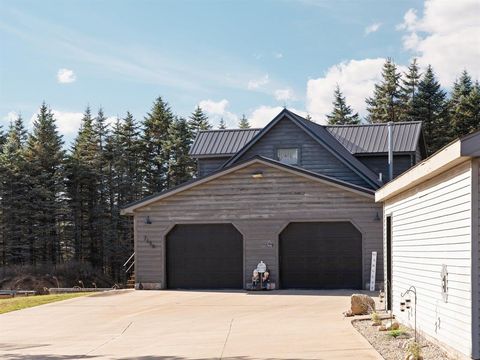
[262,269,270,289]
[252,269,260,288]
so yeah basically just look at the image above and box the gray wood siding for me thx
[133,162,383,290]
[356,154,413,181]
[235,118,372,188]
[384,160,473,357]
[197,157,229,177]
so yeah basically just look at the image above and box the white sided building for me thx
[376,131,480,359]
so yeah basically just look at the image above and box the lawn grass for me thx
[0,292,90,315]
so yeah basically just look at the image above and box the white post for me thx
[370,251,377,291]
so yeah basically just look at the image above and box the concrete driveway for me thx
[0,290,382,360]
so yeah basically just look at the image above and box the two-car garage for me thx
[165,222,363,290]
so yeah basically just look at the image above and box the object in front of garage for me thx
[248,261,272,291]
[343,294,376,316]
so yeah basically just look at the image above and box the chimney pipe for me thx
[388,122,393,181]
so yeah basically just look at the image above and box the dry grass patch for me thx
[0,292,90,315]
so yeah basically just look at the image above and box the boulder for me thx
[350,294,376,315]
[386,321,400,331]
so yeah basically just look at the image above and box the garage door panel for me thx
[167,224,243,289]
[280,222,362,289]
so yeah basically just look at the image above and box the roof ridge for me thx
[198,128,262,133]
[326,121,422,127]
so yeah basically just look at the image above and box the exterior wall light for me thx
[374,212,381,221]
[145,216,152,225]
[252,171,263,179]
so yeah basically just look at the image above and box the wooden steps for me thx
[126,272,135,289]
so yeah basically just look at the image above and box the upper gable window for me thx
[277,148,299,165]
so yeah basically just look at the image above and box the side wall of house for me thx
[235,118,372,188]
[197,157,229,177]
[475,157,480,359]
[133,162,383,290]
[356,154,413,181]
[384,160,473,357]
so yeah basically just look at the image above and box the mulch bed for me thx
[352,318,453,360]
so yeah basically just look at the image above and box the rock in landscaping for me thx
[385,321,400,331]
[378,325,387,331]
[350,294,376,315]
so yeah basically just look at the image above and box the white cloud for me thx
[398,0,480,84]
[274,52,283,59]
[249,106,284,128]
[396,8,417,31]
[274,88,295,102]
[249,106,308,128]
[306,58,386,123]
[199,99,229,114]
[57,68,76,83]
[30,109,83,136]
[198,99,238,128]
[365,22,382,35]
[247,74,269,90]
[3,111,19,123]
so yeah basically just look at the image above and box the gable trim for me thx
[222,109,381,189]
[121,156,374,214]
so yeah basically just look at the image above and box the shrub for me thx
[407,341,422,360]
[387,329,407,338]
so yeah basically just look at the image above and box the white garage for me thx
[376,131,480,360]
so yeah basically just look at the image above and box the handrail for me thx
[125,261,135,274]
[123,252,135,268]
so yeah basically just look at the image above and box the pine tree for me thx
[400,58,422,121]
[24,103,65,265]
[0,115,29,265]
[0,126,6,149]
[141,97,174,195]
[93,108,109,269]
[326,85,360,125]
[238,114,251,129]
[465,81,480,133]
[218,118,227,129]
[166,117,195,187]
[66,107,101,265]
[103,113,144,278]
[189,106,211,133]
[366,58,404,123]
[415,66,450,155]
[450,71,476,138]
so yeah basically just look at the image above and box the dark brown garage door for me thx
[166,224,243,289]
[279,222,362,289]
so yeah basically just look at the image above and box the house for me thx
[122,109,425,291]
[375,131,480,359]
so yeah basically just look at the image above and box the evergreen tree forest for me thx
[0,98,210,283]
[0,60,479,285]
[331,59,480,154]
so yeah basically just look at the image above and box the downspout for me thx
[388,122,393,182]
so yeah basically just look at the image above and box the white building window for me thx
[277,148,299,165]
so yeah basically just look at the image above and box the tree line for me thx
[0,59,478,282]
[327,59,480,154]
[0,98,217,280]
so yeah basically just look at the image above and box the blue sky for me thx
[0,0,479,143]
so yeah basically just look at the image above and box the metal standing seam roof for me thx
[325,122,423,154]
[189,128,261,157]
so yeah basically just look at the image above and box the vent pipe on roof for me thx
[388,122,393,181]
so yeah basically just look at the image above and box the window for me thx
[277,148,299,165]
